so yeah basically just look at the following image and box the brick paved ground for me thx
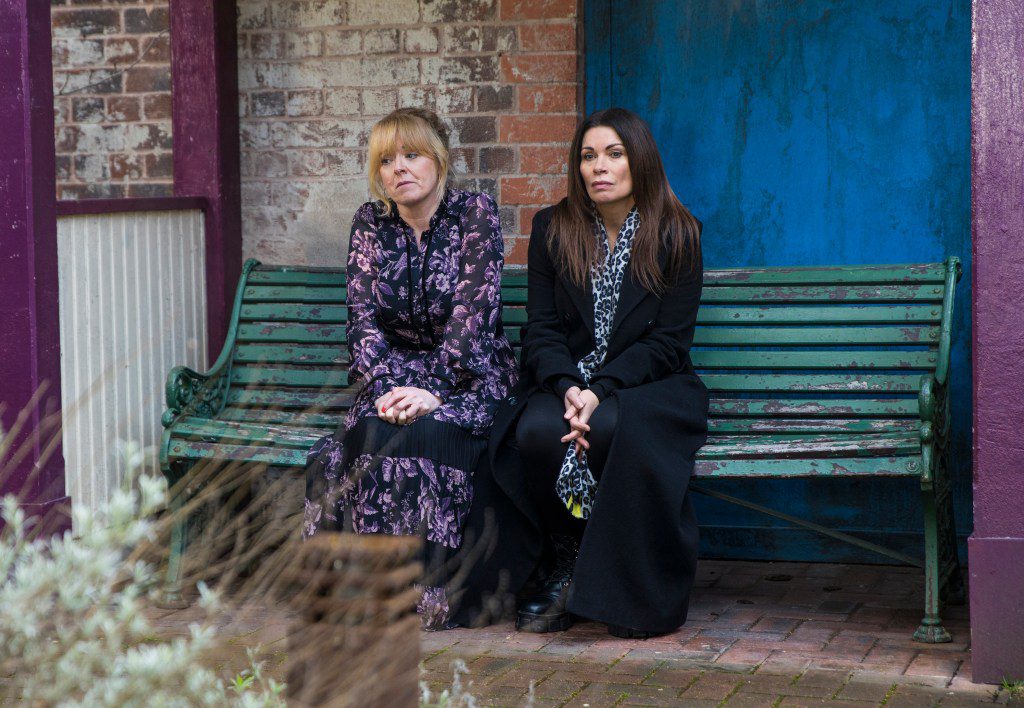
[148,560,1022,706]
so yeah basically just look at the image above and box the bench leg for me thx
[914,483,952,643]
[158,463,191,609]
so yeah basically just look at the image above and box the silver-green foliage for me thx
[0,468,285,707]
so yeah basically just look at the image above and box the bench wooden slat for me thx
[243,285,346,303]
[225,387,357,409]
[702,431,920,457]
[240,304,348,322]
[239,303,528,326]
[709,417,919,434]
[701,373,923,393]
[702,263,946,285]
[693,325,938,346]
[708,398,919,418]
[691,350,937,370]
[701,284,945,304]
[694,456,920,477]
[167,439,309,467]
[231,366,350,387]
[219,407,341,428]
[697,304,942,325]
[234,344,349,365]
[171,416,325,448]
[237,323,345,343]
[249,269,346,285]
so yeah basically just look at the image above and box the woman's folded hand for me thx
[376,387,442,425]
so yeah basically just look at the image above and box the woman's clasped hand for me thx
[560,386,600,456]
[376,387,442,425]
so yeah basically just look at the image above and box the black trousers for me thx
[514,391,619,539]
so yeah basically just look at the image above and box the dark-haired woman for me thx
[450,108,707,638]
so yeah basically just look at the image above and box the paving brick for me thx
[837,676,897,702]
[750,616,802,635]
[643,667,701,689]
[724,693,786,707]
[681,671,746,701]
[715,641,775,669]
[884,683,946,707]
[532,677,585,701]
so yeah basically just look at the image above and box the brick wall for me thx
[237,0,580,266]
[51,1,174,200]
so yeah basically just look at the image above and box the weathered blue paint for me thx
[585,0,972,562]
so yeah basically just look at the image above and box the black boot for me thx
[516,534,578,633]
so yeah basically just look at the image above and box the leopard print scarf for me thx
[555,207,640,519]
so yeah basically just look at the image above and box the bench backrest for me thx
[222,259,959,437]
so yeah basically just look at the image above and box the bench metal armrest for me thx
[162,365,231,426]
[161,259,261,427]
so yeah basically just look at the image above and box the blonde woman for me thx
[303,108,517,629]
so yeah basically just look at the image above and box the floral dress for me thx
[303,188,518,629]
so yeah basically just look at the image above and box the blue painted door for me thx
[585,0,972,562]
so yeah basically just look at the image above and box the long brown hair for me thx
[548,108,701,294]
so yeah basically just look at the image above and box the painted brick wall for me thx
[237,0,580,266]
[51,1,174,200]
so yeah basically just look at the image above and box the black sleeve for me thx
[521,210,586,398]
[587,241,703,400]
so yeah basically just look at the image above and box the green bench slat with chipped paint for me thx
[160,257,963,642]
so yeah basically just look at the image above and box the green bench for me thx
[161,256,963,641]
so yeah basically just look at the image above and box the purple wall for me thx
[170,0,243,364]
[970,0,1024,684]
[0,0,68,522]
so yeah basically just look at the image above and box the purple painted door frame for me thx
[169,0,242,363]
[970,0,1024,684]
[0,0,68,524]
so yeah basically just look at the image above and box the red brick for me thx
[450,116,497,143]
[500,114,576,143]
[518,206,544,232]
[477,85,514,111]
[124,65,170,93]
[127,182,172,198]
[145,153,173,178]
[520,145,567,174]
[501,53,576,83]
[501,175,565,205]
[109,153,144,180]
[124,7,168,34]
[505,236,528,264]
[480,146,516,173]
[500,0,576,20]
[143,93,172,119]
[107,96,141,122]
[518,23,576,51]
[104,37,139,63]
[52,8,121,35]
[147,33,171,62]
[518,83,576,113]
[71,96,104,123]
[56,155,71,181]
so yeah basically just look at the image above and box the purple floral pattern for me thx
[303,188,517,628]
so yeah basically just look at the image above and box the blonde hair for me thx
[367,108,450,214]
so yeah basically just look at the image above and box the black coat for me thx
[450,206,709,633]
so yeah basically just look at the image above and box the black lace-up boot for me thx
[515,534,578,633]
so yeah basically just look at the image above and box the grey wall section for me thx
[585,0,972,562]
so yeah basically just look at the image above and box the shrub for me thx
[0,464,285,707]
